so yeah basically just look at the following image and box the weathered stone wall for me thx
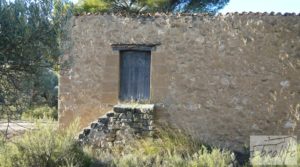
[59,13,300,151]
[79,104,154,148]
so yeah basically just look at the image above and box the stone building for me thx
[59,13,300,151]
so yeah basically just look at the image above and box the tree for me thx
[172,0,229,13]
[0,0,71,137]
[75,0,229,14]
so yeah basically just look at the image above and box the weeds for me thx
[0,119,91,167]
[85,126,235,167]
[0,121,252,167]
[298,144,300,165]
[21,105,58,120]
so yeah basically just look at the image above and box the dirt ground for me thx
[0,121,36,139]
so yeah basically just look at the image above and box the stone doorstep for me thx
[114,103,154,110]
[113,104,155,113]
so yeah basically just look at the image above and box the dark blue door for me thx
[120,51,151,101]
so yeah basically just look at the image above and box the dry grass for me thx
[85,126,235,167]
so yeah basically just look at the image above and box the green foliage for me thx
[106,143,233,167]
[31,68,59,107]
[0,0,62,73]
[74,0,229,14]
[75,0,110,13]
[22,105,58,120]
[297,144,300,164]
[85,127,235,166]
[74,0,170,13]
[195,146,233,166]
[0,119,91,167]
[0,123,236,167]
[156,126,200,154]
[0,0,71,120]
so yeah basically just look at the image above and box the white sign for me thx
[250,136,297,165]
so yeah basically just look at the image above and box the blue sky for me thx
[220,0,300,13]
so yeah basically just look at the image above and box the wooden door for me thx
[119,51,151,101]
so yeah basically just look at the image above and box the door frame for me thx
[111,44,159,103]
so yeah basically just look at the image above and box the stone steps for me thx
[78,104,155,148]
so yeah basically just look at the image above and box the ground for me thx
[0,120,41,139]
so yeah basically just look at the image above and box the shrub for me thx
[75,0,110,13]
[22,105,58,120]
[0,122,237,167]
[298,144,300,165]
[85,126,235,167]
[0,119,91,167]
[195,146,233,167]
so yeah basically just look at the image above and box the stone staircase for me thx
[78,104,155,148]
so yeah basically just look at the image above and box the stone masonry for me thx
[79,104,154,148]
[60,13,300,152]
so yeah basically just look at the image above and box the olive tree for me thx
[75,0,229,14]
[0,0,71,137]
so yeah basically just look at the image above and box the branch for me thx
[4,109,11,141]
